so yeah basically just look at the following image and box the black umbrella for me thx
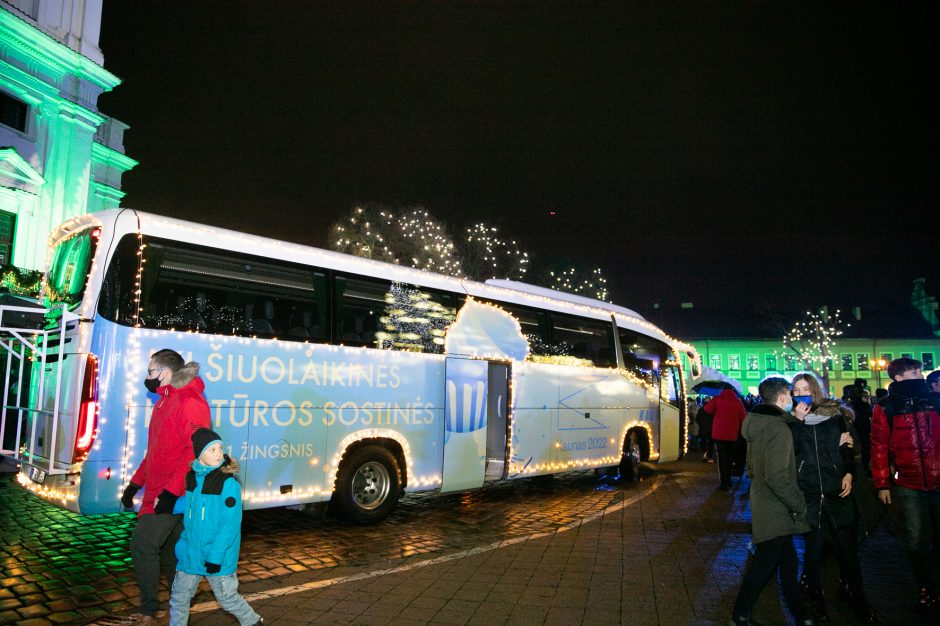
[689,379,742,395]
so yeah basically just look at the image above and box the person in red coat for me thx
[871,357,940,609]
[121,349,211,624]
[704,386,747,491]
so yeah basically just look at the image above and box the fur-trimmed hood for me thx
[804,398,851,425]
[171,362,200,389]
[810,398,844,417]
[220,455,240,475]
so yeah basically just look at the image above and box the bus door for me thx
[440,357,509,492]
[659,362,683,462]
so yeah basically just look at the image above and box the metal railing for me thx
[0,303,77,475]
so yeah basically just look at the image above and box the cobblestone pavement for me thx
[0,453,934,625]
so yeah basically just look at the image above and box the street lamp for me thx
[869,357,887,389]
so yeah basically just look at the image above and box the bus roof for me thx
[61,209,686,351]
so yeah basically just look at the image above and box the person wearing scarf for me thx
[790,373,875,623]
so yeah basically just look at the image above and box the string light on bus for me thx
[17,472,78,505]
[31,211,700,513]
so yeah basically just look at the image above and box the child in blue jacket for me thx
[169,428,261,626]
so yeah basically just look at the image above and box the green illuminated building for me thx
[1,0,135,271]
[643,284,940,395]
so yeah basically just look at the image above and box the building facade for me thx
[643,287,940,396]
[693,336,940,395]
[1,0,135,271]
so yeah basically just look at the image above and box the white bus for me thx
[0,209,699,522]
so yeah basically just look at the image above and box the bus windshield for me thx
[44,227,99,309]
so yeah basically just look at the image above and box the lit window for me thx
[747,354,759,371]
[841,354,854,371]
[923,353,935,370]
[728,354,740,371]
[857,354,870,371]
[765,354,777,371]
[710,354,722,370]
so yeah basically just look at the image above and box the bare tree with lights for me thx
[330,204,398,263]
[461,223,530,281]
[331,204,463,277]
[394,208,463,276]
[533,264,609,302]
[781,307,847,390]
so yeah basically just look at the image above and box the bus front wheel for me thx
[620,431,642,482]
[333,445,402,523]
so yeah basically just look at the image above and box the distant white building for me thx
[0,0,135,271]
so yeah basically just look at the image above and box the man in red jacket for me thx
[704,386,747,491]
[122,349,211,623]
[871,357,940,609]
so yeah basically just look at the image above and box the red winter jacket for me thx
[130,363,211,515]
[870,379,940,492]
[704,389,747,442]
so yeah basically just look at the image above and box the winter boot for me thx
[808,588,829,622]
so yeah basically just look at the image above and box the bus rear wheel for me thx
[620,431,642,482]
[333,445,401,523]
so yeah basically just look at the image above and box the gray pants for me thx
[129,513,183,616]
[170,571,260,626]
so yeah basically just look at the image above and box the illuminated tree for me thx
[461,223,529,281]
[330,204,462,276]
[394,208,463,276]
[330,204,398,263]
[535,264,609,302]
[781,307,847,389]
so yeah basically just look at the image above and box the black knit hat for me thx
[192,428,223,458]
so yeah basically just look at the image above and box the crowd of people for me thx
[118,347,939,626]
[697,358,940,626]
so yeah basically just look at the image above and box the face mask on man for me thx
[792,395,813,408]
[783,400,794,413]
[144,376,161,393]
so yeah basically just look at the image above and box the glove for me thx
[153,489,178,515]
[205,562,221,574]
[121,483,141,509]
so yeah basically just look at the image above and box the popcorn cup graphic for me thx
[445,359,489,434]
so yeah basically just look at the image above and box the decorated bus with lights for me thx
[0,209,700,521]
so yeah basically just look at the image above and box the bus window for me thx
[336,277,457,353]
[44,226,100,309]
[98,235,328,341]
[477,300,551,357]
[549,313,616,367]
[619,327,667,383]
[334,275,390,348]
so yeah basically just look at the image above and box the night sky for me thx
[97,1,938,313]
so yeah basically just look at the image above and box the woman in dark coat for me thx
[791,372,875,623]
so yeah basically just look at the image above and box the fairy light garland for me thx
[23,211,702,510]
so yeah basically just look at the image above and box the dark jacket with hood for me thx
[175,455,243,576]
[130,362,211,515]
[742,403,810,544]
[871,378,940,492]
[791,399,857,529]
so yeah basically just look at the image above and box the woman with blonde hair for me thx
[790,372,875,623]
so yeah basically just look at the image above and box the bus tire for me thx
[620,431,642,482]
[333,445,401,524]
